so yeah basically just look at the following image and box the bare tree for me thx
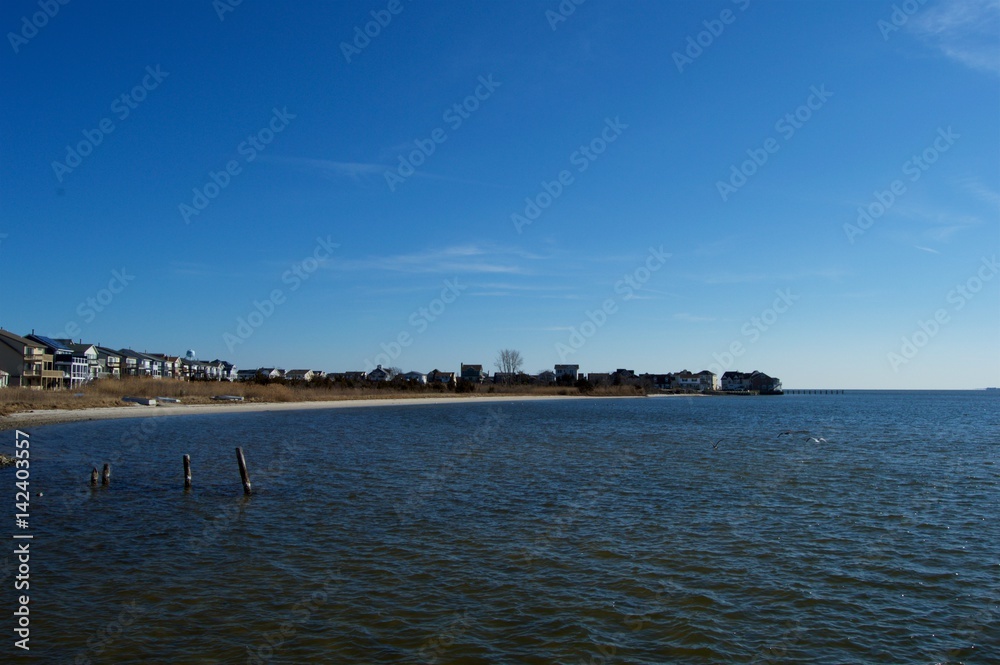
[495,349,523,384]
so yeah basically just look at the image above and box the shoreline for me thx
[0,393,645,432]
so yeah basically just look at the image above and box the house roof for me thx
[27,334,73,353]
[69,343,97,354]
[118,348,154,361]
[0,329,41,352]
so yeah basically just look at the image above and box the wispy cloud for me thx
[892,202,983,241]
[955,176,1000,207]
[335,245,533,275]
[169,261,219,277]
[692,234,748,258]
[674,312,716,323]
[262,155,385,181]
[915,245,942,254]
[694,268,847,285]
[908,0,1000,75]
[265,155,505,189]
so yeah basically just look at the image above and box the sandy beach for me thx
[0,394,610,432]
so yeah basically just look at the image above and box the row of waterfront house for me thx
[0,329,238,389]
[0,329,781,394]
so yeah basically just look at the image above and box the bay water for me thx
[18,391,999,663]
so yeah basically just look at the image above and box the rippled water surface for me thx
[21,391,1000,663]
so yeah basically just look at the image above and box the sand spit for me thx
[0,394,614,432]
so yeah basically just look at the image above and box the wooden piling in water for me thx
[183,454,192,489]
[101,463,111,486]
[91,467,99,486]
[235,447,252,495]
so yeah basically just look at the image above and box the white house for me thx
[236,369,260,381]
[94,347,121,379]
[401,371,427,384]
[368,365,391,381]
[67,343,100,381]
[554,364,579,381]
[697,370,718,391]
[29,335,88,388]
[427,369,455,384]
[721,371,753,391]
[286,369,319,382]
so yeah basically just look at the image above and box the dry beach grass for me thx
[0,377,647,430]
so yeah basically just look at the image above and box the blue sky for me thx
[2,0,997,389]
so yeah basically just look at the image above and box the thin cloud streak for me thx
[333,245,532,276]
[693,268,848,285]
[674,312,716,323]
[908,0,1000,75]
[265,155,505,189]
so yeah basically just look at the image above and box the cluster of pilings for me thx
[90,447,253,495]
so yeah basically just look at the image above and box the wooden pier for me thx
[784,389,845,394]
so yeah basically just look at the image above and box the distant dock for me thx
[784,389,845,395]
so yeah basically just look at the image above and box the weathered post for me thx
[235,447,252,495]
[91,467,99,487]
[183,454,192,489]
[101,463,111,486]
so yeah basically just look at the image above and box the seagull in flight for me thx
[713,438,723,449]
[805,437,828,443]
